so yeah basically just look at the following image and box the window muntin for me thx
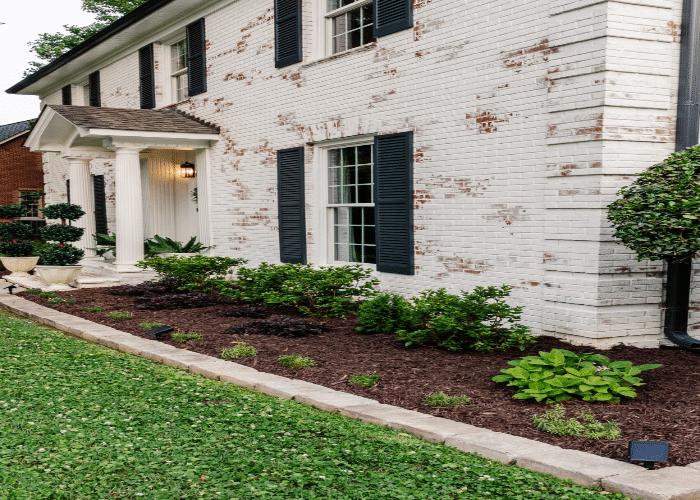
[171,39,188,102]
[328,144,375,264]
[327,0,375,54]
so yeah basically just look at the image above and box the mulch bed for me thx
[18,284,700,468]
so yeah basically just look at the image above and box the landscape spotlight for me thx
[145,325,174,340]
[628,441,669,470]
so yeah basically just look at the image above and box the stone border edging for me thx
[2,294,699,500]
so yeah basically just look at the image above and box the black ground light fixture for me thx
[629,441,669,470]
[177,162,196,178]
[145,325,174,340]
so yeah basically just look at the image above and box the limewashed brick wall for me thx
[36,0,688,348]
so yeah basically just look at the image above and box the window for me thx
[326,0,375,55]
[18,191,42,218]
[327,143,376,264]
[171,39,188,102]
[82,84,90,106]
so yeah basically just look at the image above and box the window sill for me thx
[301,42,377,69]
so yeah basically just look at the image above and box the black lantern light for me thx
[629,441,670,470]
[178,162,196,178]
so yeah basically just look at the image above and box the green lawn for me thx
[0,310,629,500]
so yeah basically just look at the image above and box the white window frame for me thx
[17,191,43,219]
[313,134,377,269]
[160,30,188,105]
[312,0,374,60]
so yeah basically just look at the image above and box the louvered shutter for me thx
[93,175,108,235]
[374,0,413,38]
[186,18,207,96]
[66,179,72,227]
[374,132,414,275]
[139,44,156,109]
[89,71,101,107]
[277,147,306,264]
[62,85,72,105]
[274,0,302,68]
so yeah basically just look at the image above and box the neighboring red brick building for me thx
[0,120,44,213]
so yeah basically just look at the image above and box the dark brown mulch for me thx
[18,285,700,468]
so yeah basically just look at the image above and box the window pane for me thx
[349,7,362,31]
[364,206,375,226]
[357,185,372,203]
[349,245,363,262]
[364,226,376,245]
[333,13,348,38]
[350,207,364,225]
[365,246,376,264]
[350,29,362,49]
[329,149,341,167]
[357,164,372,184]
[351,225,363,245]
[363,25,375,45]
[340,147,355,166]
[357,145,372,165]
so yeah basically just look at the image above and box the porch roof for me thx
[25,105,220,153]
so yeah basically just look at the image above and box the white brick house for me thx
[6,0,691,348]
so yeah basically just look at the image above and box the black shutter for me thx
[274,0,302,68]
[62,85,72,105]
[374,0,413,38]
[89,71,101,107]
[277,147,306,264]
[66,179,72,227]
[93,175,108,235]
[374,132,414,275]
[139,44,156,109]
[186,18,207,96]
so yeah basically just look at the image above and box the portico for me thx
[25,105,219,279]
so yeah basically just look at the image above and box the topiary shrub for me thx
[37,203,85,266]
[40,203,86,222]
[397,286,535,352]
[39,245,85,266]
[357,292,412,334]
[39,225,84,244]
[0,203,34,258]
[607,145,700,263]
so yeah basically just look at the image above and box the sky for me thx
[0,0,96,125]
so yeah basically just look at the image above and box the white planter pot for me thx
[158,253,199,258]
[0,256,40,277]
[34,265,83,291]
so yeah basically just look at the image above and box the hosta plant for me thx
[492,348,661,403]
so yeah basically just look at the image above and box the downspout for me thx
[665,0,700,348]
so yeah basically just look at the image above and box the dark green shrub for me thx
[397,286,534,352]
[0,242,34,257]
[0,218,33,257]
[39,225,84,244]
[136,255,247,293]
[492,348,662,403]
[39,244,84,266]
[607,145,700,262]
[357,292,411,334]
[0,205,27,220]
[231,263,379,318]
[40,204,85,222]
[0,222,32,241]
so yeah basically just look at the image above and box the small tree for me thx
[0,204,33,257]
[38,203,86,266]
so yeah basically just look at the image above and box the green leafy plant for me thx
[356,292,412,334]
[144,235,209,256]
[532,404,621,440]
[138,322,163,329]
[397,286,535,352]
[349,372,382,387]
[47,297,76,306]
[91,233,116,258]
[38,203,86,266]
[80,306,106,312]
[137,255,247,293]
[0,203,33,258]
[607,145,700,263]
[278,354,317,369]
[38,292,58,299]
[171,331,204,343]
[221,343,258,359]
[105,311,133,320]
[492,348,662,403]
[24,288,42,294]
[231,263,379,318]
[424,391,473,407]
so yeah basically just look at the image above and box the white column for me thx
[113,147,144,271]
[195,148,213,251]
[66,157,97,259]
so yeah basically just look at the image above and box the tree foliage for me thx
[607,145,700,263]
[25,0,147,76]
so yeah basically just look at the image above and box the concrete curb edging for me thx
[2,294,700,500]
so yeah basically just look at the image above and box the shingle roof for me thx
[47,105,220,135]
[0,120,33,143]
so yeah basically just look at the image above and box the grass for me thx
[0,310,631,500]
[171,331,204,343]
[278,354,317,369]
[80,306,106,313]
[350,372,382,387]
[138,322,164,329]
[221,343,258,359]
[424,391,473,407]
[104,311,133,320]
[531,404,622,440]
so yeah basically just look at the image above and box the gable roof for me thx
[46,105,220,135]
[0,120,33,145]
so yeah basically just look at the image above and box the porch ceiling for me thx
[25,105,220,154]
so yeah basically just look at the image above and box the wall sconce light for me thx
[629,441,669,470]
[177,162,196,178]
